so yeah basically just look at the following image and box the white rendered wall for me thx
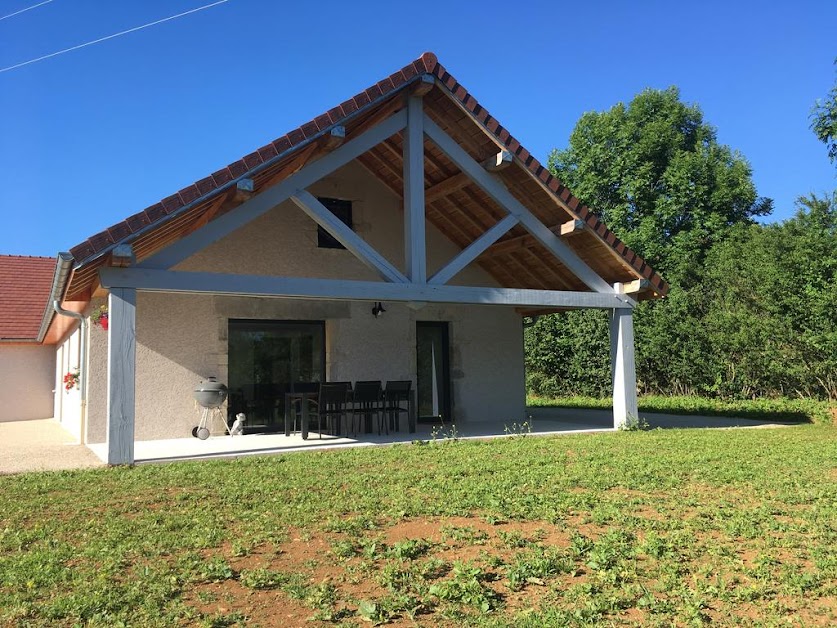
[51,325,84,439]
[85,306,109,444]
[0,344,56,422]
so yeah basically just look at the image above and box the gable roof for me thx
[0,255,56,341]
[63,52,668,302]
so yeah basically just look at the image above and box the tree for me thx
[701,193,837,399]
[527,88,772,400]
[811,59,837,165]
[548,87,771,287]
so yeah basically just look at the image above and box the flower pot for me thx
[99,317,108,331]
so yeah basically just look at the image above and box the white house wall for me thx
[0,344,56,422]
[85,161,526,442]
[85,311,109,444]
[51,324,85,439]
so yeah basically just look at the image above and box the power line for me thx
[0,0,231,74]
[0,0,55,22]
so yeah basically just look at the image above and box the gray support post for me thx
[610,305,638,429]
[106,287,136,464]
[403,96,426,282]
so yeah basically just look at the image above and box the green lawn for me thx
[527,394,836,425]
[2,424,836,626]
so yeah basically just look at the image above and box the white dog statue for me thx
[230,413,246,436]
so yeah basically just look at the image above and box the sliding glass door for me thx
[227,320,324,433]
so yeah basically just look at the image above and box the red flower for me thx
[64,370,80,391]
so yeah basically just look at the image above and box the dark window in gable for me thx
[316,197,353,249]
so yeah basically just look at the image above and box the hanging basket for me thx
[91,305,108,330]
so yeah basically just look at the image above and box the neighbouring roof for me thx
[0,255,56,341]
[64,52,668,302]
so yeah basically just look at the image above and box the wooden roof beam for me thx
[423,114,611,293]
[482,150,513,171]
[100,267,633,309]
[558,218,587,237]
[424,151,512,205]
[425,171,470,203]
[110,244,135,268]
[617,278,651,294]
[411,74,436,97]
[483,218,587,257]
[429,214,519,285]
[323,126,346,150]
[291,190,409,283]
[232,178,255,203]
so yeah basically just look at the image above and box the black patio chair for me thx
[352,380,384,435]
[383,380,412,432]
[316,382,352,437]
[328,381,354,394]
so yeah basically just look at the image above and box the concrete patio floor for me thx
[84,407,803,465]
[86,417,610,464]
[0,419,103,475]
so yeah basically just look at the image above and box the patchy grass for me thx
[2,425,837,625]
[527,394,836,425]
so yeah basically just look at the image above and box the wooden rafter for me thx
[483,219,587,257]
[425,172,470,203]
[422,114,611,293]
[482,150,513,171]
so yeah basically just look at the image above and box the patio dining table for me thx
[283,391,314,440]
[283,386,417,440]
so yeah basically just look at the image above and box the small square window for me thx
[316,197,353,249]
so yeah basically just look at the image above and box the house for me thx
[0,255,57,422]
[39,52,667,464]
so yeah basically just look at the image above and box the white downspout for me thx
[47,252,89,442]
[53,300,88,442]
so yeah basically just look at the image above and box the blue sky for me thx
[1,0,834,257]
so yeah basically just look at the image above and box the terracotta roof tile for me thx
[125,211,151,233]
[178,185,201,205]
[0,255,55,340]
[257,143,279,161]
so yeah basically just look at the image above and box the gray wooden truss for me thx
[100,80,640,463]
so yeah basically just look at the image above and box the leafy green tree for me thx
[548,87,771,286]
[527,87,772,399]
[811,59,837,165]
[525,310,610,397]
[701,193,837,399]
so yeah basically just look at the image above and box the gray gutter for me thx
[49,252,89,441]
[36,252,75,343]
